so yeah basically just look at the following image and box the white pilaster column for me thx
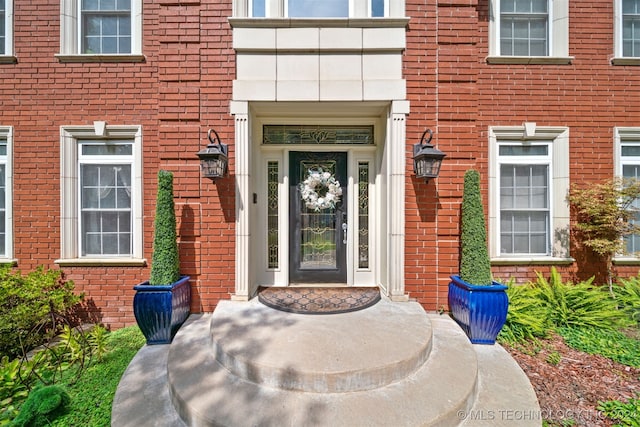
[231,101,251,300]
[388,100,409,301]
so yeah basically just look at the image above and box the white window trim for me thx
[0,0,15,63]
[489,124,572,264]
[613,127,640,263]
[487,0,573,65]
[56,124,144,266]
[613,0,640,65]
[56,0,144,62]
[238,0,399,18]
[0,126,13,263]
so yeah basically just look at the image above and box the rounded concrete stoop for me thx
[167,299,480,427]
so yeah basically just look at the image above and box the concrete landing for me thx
[112,298,541,427]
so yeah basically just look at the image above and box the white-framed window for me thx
[58,125,143,264]
[615,0,640,62]
[489,124,570,261]
[615,128,640,258]
[0,0,13,57]
[0,126,12,261]
[247,0,388,18]
[487,0,571,63]
[58,0,142,60]
[500,0,549,56]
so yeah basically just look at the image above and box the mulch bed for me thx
[257,286,380,315]
[505,334,640,426]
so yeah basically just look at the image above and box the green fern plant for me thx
[460,169,492,285]
[531,267,627,330]
[149,170,180,286]
[614,275,640,325]
[499,281,551,344]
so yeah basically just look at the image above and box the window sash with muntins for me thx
[500,0,549,56]
[250,0,385,17]
[81,0,132,54]
[78,140,133,257]
[498,142,551,256]
[623,0,640,57]
[0,0,5,55]
[621,142,640,253]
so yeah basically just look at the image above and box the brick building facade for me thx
[1,0,639,329]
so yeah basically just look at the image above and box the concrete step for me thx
[167,299,479,427]
[208,297,433,393]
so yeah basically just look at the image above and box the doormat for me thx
[257,287,381,315]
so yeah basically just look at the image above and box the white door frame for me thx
[230,100,409,301]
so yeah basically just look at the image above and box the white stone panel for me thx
[233,28,276,50]
[320,80,363,100]
[320,54,362,80]
[363,28,406,50]
[236,54,277,80]
[319,28,363,50]
[363,54,402,80]
[363,79,406,100]
[233,80,277,101]
[276,28,320,50]
[277,54,319,80]
[276,81,320,100]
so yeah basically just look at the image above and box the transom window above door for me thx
[263,125,374,145]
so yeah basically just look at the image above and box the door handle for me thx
[342,222,348,244]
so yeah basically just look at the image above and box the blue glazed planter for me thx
[448,275,509,345]
[133,275,191,345]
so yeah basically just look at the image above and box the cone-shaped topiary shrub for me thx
[149,170,180,285]
[460,169,493,285]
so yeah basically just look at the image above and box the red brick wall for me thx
[0,0,236,329]
[3,0,639,326]
[404,0,640,311]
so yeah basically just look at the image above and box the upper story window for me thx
[57,0,143,62]
[0,0,13,58]
[487,0,571,64]
[500,0,548,56]
[489,125,571,262]
[622,0,640,57]
[81,0,132,54]
[248,0,387,18]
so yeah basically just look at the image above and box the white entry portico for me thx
[229,19,410,301]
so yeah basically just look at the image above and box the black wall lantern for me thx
[197,129,228,180]
[413,129,446,182]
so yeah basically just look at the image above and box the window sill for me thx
[55,54,146,63]
[612,257,640,265]
[486,56,574,65]
[0,258,18,266]
[228,17,410,29]
[0,55,17,64]
[55,258,147,267]
[611,57,640,66]
[491,257,575,265]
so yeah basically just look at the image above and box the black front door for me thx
[289,152,348,283]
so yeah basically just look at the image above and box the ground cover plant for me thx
[1,325,144,426]
[0,266,82,359]
[500,269,640,426]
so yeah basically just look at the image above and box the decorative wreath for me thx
[299,168,343,211]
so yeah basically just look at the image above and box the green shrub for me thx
[0,357,32,425]
[0,267,82,359]
[559,327,640,368]
[615,275,640,325]
[499,281,551,344]
[531,267,627,330]
[149,170,180,285]
[460,169,492,285]
[11,385,70,427]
